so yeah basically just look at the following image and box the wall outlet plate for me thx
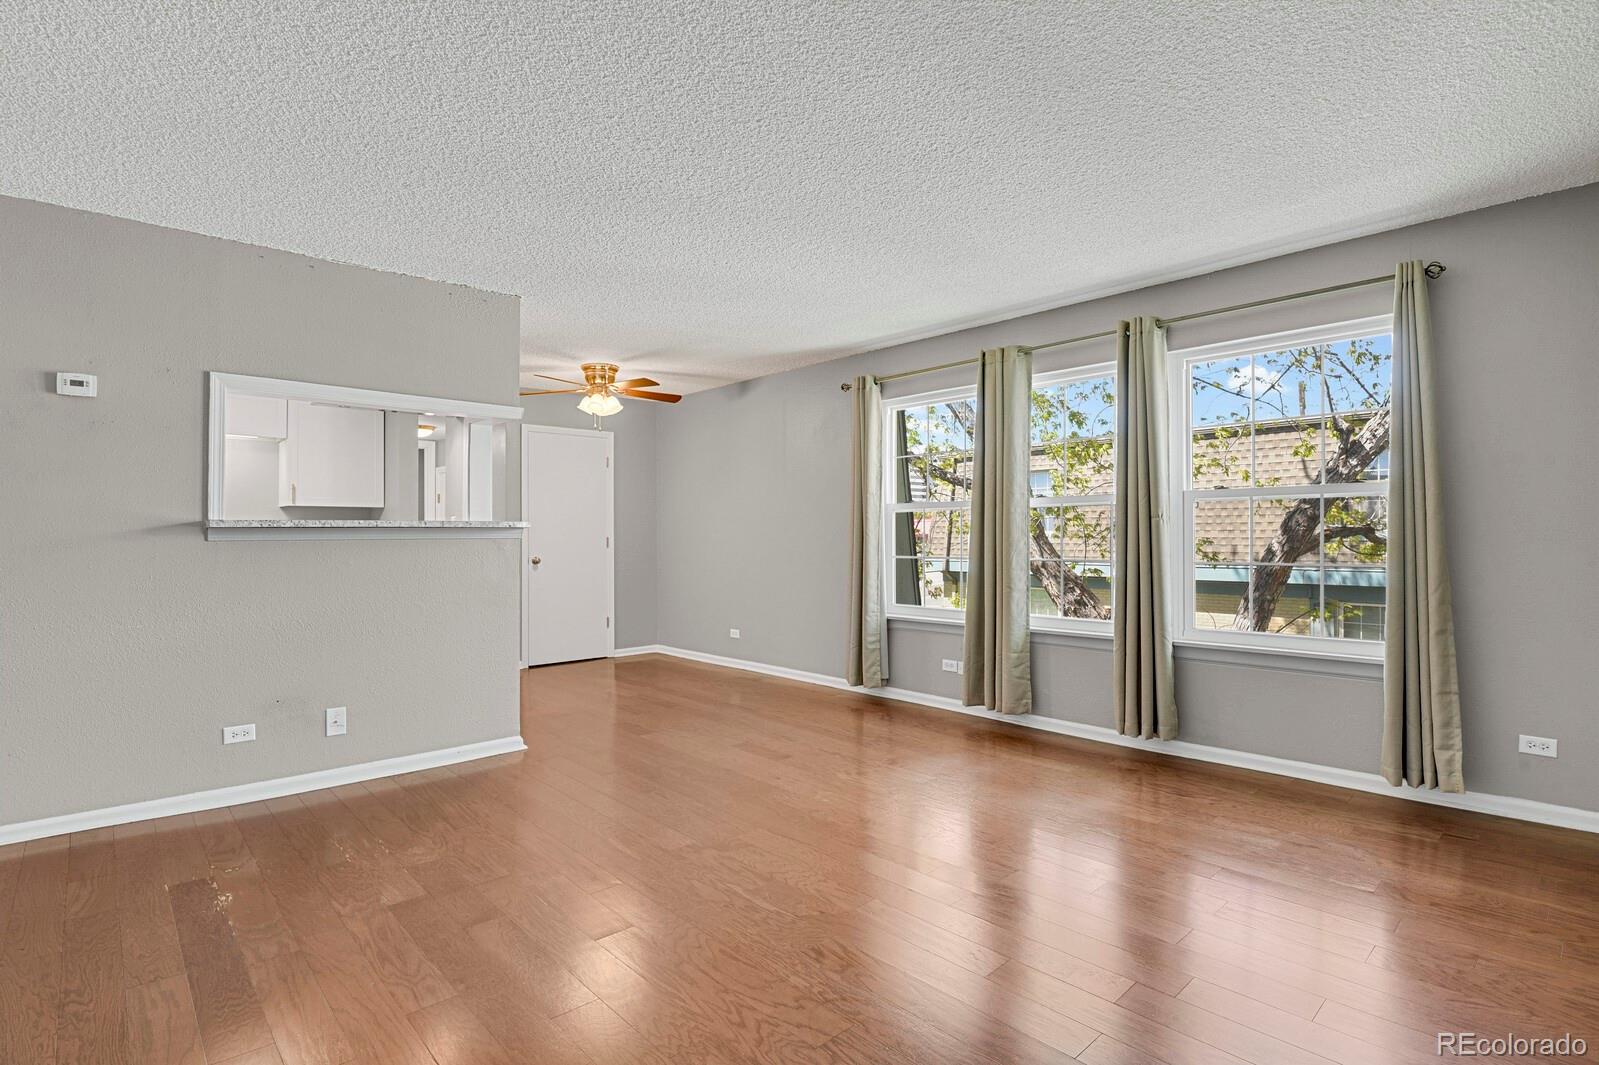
[326,706,348,737]
[729,628,741,639]
[56,371,97,397]
[941,659,964,674]
[223,723,256,745]
[1518,734,1557,758]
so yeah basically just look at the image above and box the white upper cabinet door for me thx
[279,401,385,507]
[225,393,287,439]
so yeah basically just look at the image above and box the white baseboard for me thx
[616,645,1599,835]
[0,735,528,847]
[613,644,669,658]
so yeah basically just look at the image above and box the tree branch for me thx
[1233,406,1390,631]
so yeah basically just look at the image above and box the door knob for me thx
[530,556,542,565]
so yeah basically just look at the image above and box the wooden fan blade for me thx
[519,387,585,396]
[618,388,682,403]
[533,373,586,385]
[615,377,660,389]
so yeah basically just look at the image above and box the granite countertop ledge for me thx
[206,519,528,528]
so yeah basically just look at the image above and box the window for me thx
[1029,365,1116,630]
[885,387,975,618]
[883,366,1119,628]
[1174,316,1391,654]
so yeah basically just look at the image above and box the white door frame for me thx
[521,424,615,667]
[417,439,439,520]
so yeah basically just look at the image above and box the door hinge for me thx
[605,536,610,548]
[605,456,610,468]
[606,616,611,629]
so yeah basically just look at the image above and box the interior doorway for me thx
[521,425,615,666]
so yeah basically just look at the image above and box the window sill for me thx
[1171,638,1383,679]
[886,611,962,630]
[886,615,1382,678]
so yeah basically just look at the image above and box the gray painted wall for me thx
[0,196,523,826]
[654,182,1599,812]
[513,397,659,649]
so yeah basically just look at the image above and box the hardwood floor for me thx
[4,653,1599,1063]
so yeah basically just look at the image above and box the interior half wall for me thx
[0,195,524,827]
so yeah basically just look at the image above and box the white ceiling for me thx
[3,2,1596,393]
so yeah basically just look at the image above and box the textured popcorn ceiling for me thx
[3,2,1597,393]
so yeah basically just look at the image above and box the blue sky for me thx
[1190,334,1391,427]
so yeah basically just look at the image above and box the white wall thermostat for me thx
[56,372,98,397]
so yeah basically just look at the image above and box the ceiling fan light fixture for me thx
[578,392,623,417]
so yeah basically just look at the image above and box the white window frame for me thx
[1167,314,1392,660]
[1028,362,1117,636]
[882,383,975,624]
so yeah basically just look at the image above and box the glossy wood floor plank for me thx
[55,907,126,1065]
[166,877,276,1062]
[5,654,1599,1064]
[122,973,205,1065]
[1,836,71,1064]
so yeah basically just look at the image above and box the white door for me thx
[523,426,614,666]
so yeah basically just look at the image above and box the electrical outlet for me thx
[729,628,741,639]
[941,659,964,674]
[55,371,97,397]
[222,723,256,745]
[325,706,348,737]
[1518,734,1557,758]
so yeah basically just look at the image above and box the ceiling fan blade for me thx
[618,388,682,403]
[615,377,660,389]
[519,387,585,396]
[532,373,586,386]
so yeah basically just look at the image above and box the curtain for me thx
[1382,262,1464,791]
[846,374,887,688]
[963,347,1032,714]
[1113,317,1177,739]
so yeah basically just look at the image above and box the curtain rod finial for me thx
[1424,261,1445,279]
[840,382,853,392]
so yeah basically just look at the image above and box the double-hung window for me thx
[1028,364,1117,631]
[1172,316,1392,654]
[885,387,975,620]
[882,365,1120,629]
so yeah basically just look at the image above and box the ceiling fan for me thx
[519,362,681,418]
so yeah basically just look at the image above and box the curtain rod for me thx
[1154,260,1445,328]
[837,328,1114,392]
[839,261,1445,391]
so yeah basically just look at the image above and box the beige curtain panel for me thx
[1382,262,1464,791]
[846,374,887,688]
[1113,317,1178,739]
[963,347,1033,714]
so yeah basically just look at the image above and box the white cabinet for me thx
[225,393,287,439]
[278,401,385,507]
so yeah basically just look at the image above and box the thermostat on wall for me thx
[56,372,97,397]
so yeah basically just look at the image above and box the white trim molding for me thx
[203,520,527,541]
[209,372,525,422]
[0,735,527,847]
[613,646,1599,835]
